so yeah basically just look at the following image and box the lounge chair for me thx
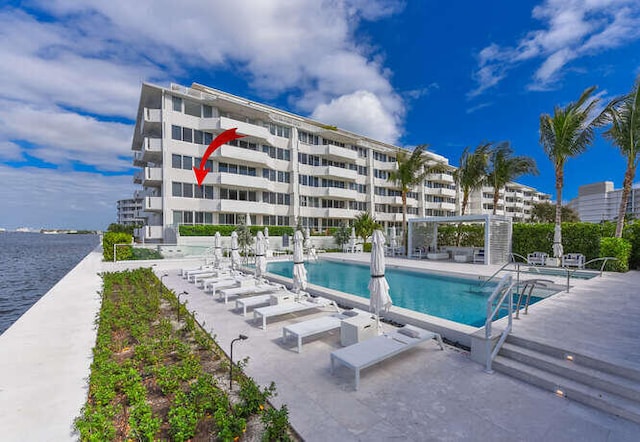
[253,296,337,330]
[527,251,547,266]
[235,290,296,316]
[182,265,216,279]
[427,251,449,260]
[192,269,235,285]
[282,309,365,353]
[218,282,282,304]
[204,275,257,295]
[330,324,444,390]
[562,253,585,269]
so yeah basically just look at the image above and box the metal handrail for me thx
[484,274,516,373]
[514,279,554,318]
[480,253,527,288]
[583,257,619,276]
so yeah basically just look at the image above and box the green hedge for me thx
[103,232,132,261]
[179,225,294,237]
[512,223,601,262]
[600,237,631,272]
[437,224,485,247]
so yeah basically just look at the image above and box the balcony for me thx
[142,167,162,186]
[375,213,404,222]
[141,138,162,162]
[424,201,456,211]
[144,196,163,212]
[220,116,272,142]
[133,170,142,184]
[374,161,398,171]
[212,172,272,190]
[376,195,403,205]
[326,207,354,219]
[299,187,357,200]
[214,145,275,168]
[218,200,275,215]
[322,165,357,181]
[429,187,456,197]
[426,173,454,183]
[318,144,358,161]
[143,108,161,123]
[133,151,146,167]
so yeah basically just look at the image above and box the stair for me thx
[492,334,640,423]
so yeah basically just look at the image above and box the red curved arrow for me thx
[193,128,245,185]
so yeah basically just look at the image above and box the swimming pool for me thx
[267,260,547,327]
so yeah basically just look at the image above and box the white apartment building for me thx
[130,82,548,243]
[117,197,143,226]
[467,182,550,222]
[569,181,640,222]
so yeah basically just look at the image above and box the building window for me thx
[172,182,182,197]
[268,123,290,138]
[182,127,193,143]
[171,125,182,140]
[203,105,213,118]
[172,96,182,112]
[184,100,201,117]
[172,154,181,169]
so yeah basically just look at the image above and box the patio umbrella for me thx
[304,227,312,249]
[553,224,563,259]
[255,231,267,279]
[390,226,397,255]
[213,231,223,269]
[245,213,252,227]
[264,227,270,258]
[369,230,392,334]
[349,227,356,252]
[292,230,307,293]
[230,231,241,270]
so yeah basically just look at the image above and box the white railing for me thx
[484,274,515,373]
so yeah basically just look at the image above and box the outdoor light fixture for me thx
[177,291,188,319]
[555,389,565,398]
[160,272,169,285]
[565,354,574,362]
[230,334,249,390]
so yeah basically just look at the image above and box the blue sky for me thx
[1,0,639,230]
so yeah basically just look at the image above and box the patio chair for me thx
[281,309,366,353]
[182,265,216,279]
[562,253,585,269]
[203,275,257,295]
[218,282,282,304]
[527,251,548,266]
[253,296,337,330]
[330,324,444,390]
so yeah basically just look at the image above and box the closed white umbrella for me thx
[255,231,267,279]
[230,231,241,271]
[264,227,271,258]
[214,231,223,269]
[390,226,397,255]
[304,227,311,249]
[245,213,252,227]
[369,230,392,333]
[349,227,356,252]
[292,230,307,293]
[553,224,563,259]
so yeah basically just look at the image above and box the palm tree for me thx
[353,212,380,245]
[539,86,606,257]
[486,141,538,215]
[601,75,640,237]
[388,144,446,254]
[454,143,490,216]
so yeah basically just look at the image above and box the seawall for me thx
[0,249,103,441]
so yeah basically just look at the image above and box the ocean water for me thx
[0,232,99,335]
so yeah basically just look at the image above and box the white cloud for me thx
[470,0,640,96]
[0,141,25,161]
[0,165,134,230]
[311,90,400,143]
[0,101,133,171]
[466,102,493,114]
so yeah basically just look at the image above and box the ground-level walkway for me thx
[0,252,638,441]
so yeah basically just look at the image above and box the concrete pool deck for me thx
[0,251,638,441]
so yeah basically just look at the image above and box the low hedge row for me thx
[512,221,640,271]
[179,225,294,237]
[102,232,132,261]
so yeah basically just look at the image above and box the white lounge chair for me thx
[218,282,281,304]
[253,296,337,330]
[182,265,216,279]
[562,253,585,269]
[235,290,296,316]
[197,270,241,288]
[527,252,548,266]
[282,309,365,353]
[204,275,257,295]
[330,324,444,390]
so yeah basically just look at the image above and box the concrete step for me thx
[500,343,640,403]
[506,334,640,383]
[493,356,640,424]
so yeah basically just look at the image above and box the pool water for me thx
[267,260,545,327]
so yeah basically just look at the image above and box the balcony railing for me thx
[145,196,163,212]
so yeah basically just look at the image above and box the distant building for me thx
[127,82,549,243]
[568,181,640,222]
[117,197,143,226]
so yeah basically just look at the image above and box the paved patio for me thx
[1,251,638,441]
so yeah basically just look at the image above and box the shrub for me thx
[512,224,553,258]
[600,237,631,272]
[437,224,484,247]
[622,221,640,270]
[102,232,132,261]
[179,225,294,237]
[363,242,372,253]
[512,222,602,261]
[332,225,351,248]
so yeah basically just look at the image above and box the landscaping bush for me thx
[512,222,602,262]
[512,224,554,258]
[363,242,372,253]
[102,232,132,261]
[600,237,632,272]
[622,221,640,270]
[179,225,294,237]
[437,224,484,247]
